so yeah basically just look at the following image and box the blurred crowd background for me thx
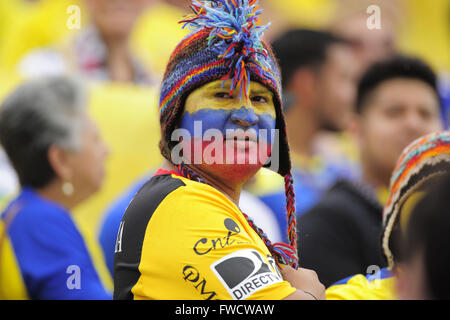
[0,0,449,298]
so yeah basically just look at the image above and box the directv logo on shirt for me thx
[210,249,282,300]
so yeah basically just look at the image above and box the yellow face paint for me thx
[184,80,276,118]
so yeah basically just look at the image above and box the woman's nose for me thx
[230,107,259,127]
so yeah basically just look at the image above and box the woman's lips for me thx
[224,137,258,151]
[224,131,258,143]
[179,134,272,165]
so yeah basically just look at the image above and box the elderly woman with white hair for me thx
[0,76,110,299]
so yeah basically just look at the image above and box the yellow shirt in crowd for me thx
[326,268,396,300]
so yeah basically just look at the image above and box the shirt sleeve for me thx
[99,179,146,277]
[11,207,112,300]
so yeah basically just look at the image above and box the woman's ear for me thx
[347,113,363,148]
[47,145,73,182]
[289,68,319,109]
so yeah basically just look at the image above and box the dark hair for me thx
[402,174,450,299]
[356,55,440,114]
[0,76,86,189]
[271,29,349,88]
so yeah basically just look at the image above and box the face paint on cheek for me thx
[179,108,231,137]
[257,113,276,146]
[177,108,230,164]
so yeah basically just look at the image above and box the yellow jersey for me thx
[113,169,296,300]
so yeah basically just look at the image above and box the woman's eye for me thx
[251,96,268,103]
[214,92,232,99]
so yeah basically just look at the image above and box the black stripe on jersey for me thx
[113,174,185,300]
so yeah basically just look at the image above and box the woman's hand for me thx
[280,265,326,300]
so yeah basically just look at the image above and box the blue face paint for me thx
[179,107,276,145]
[229,107,259,126]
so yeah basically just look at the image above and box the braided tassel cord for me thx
[242,212,298,269]
[176,163,205,183]
[283,173,298,267]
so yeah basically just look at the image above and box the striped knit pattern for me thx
[382,131,450,268]
[284,173,296,250]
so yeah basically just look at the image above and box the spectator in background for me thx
[299,56,444,288]
[247,29,358,243]
[18,0,155,85]
[0,76,111,299]
[329,0,398,77]
[311,0,400,168]
[396,174,450,300]
[326,132,450,299]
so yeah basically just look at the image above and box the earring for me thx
[62,181,74,196]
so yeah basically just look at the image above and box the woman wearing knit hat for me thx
[396,174,450,300]
[326,131,450,300]
[113,0,324,300]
